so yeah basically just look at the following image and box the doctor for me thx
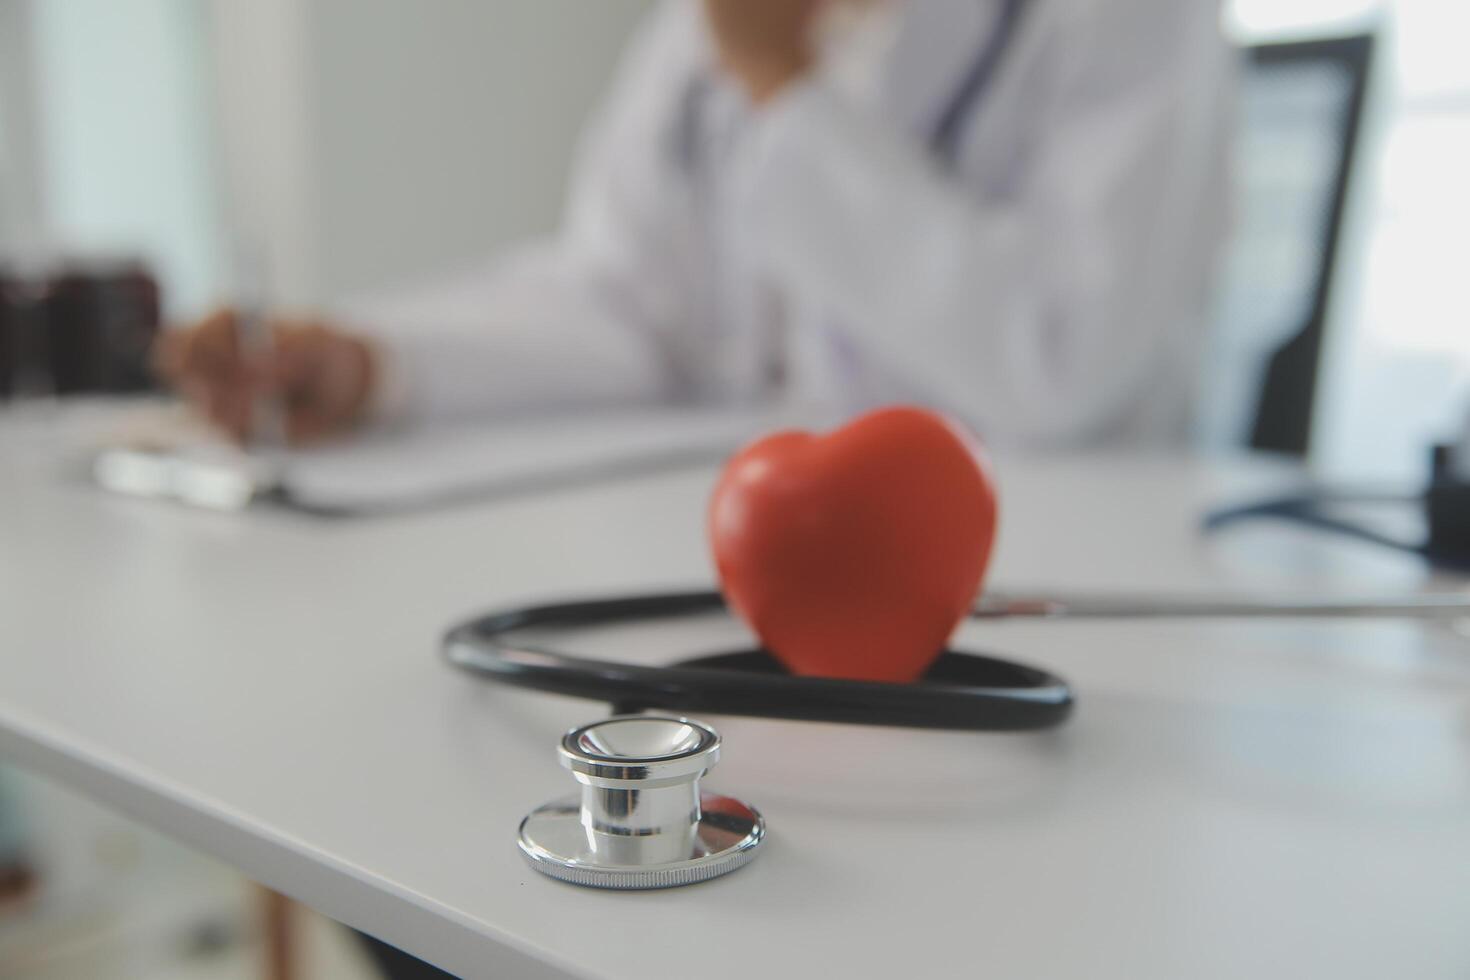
[160,0,1233,448]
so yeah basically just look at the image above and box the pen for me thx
[233,248,287,448]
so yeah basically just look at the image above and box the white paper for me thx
[87,401,824,516]
[278,408,790,515]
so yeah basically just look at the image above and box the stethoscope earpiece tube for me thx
[442,591,1073,732]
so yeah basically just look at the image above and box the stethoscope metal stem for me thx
[972,592,1470,620]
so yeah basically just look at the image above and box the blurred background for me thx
[0,0,1467,977]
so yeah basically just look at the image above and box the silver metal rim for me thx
[517,794,765,890]
[558,715,721,783]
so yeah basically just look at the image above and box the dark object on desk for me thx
[0,273,14,400]
[444,591,1074,732]
[0,272,54,399]
[1229,33,1376,454]
[0,261,161,398]
[0,270,52,400]
[47,263,161,394]
[1203,444,1470,572]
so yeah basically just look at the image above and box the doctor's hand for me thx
[703,0,824,104]
[153,309,378,445]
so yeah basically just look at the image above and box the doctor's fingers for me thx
[266,323,376,444]
[153,310,258,440]
[153,308,245,386]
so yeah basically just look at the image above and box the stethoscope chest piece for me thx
[518,715,765,889]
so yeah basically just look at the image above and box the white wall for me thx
[27,0,223,316]
[2,0,651,315]
[208,0,653,308]
[207,0,320,309]
[0,0,43,258]
[308,0,653,300]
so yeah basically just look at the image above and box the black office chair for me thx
[1207,33,1376,455]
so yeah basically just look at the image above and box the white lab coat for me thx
[348,0,1234,448]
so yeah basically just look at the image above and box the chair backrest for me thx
[1207,33,1375,455]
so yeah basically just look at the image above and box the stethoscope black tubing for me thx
[928,0,1029,161]
[442,591,1073,731]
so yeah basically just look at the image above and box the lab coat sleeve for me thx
[735,1,1231,446]
[340,1,705,425]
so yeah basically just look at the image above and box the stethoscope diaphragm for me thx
[518,715,764,889]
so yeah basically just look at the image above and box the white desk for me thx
[1,407,1468,979]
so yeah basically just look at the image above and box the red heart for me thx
[708,406,998,683]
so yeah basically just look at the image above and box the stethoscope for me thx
[929,0,1027,162]
[443,587,1470,733]
[452,585,1470,890]
[479,5,1470,888]
[455,588,1073,890]
[444,590,1074,732]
